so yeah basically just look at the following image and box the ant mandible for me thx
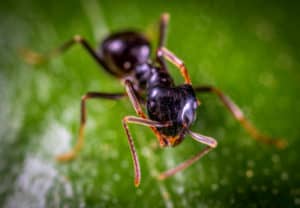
[22,13,286,187]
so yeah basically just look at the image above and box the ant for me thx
[22,13,286,187]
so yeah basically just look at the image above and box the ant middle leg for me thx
[194,85,287,148]
[157,47,192,84]
[56,92,126,162]
[159,130,217,180]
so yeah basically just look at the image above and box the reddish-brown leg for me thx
[157,47,192,84]
[159,129,217,180]
[122,116,171,187]
[123,79,168,146]
[156,13,170,69]
[21,35,117,76]
[123,79,147,118]
[56,92,126,162]
[194,86,287,148]
[158,13,170,48]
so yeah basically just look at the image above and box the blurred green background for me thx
[0,0,300,207]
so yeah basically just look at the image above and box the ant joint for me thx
[74,35,83,42]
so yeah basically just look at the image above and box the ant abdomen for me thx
[99,31,151,77]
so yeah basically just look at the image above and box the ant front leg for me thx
[56,92,126,162]
[157,47,192,84]
[194,85,287,148]
[123,79,146,118]
[159,130,217,180]
[122,116,171,187]
[123,79,167,146]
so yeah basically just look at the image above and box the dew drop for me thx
[245,169,254,178]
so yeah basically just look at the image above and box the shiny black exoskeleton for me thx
[99,31,151,77]
[147,85,198,145]
[100,31,198,146]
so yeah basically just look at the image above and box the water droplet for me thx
[211,183,219,191]
[141,147,151,158]
[113,173,120,181]
[176,186,185,195]
[245,169,254,178]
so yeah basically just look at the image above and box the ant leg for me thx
[194,85,287,148]
[157,47,192,84]
[156,13,170,68]
[159,130,217,180]
[123,80,167,146]
[122,115,171,187]
[123,79,146,118]
[158,13,170,48]
[21,35,116,76]
[56,92,126,162]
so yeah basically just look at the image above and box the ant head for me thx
[147,84,199,140]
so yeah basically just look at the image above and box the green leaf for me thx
[1,0,299,207]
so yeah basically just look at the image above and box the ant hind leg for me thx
[20,35,116,75]
[194,85,287,148]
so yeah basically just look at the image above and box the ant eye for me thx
[181,101,196,126]
[193,101,198,109]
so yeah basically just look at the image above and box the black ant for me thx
[22,13,286,187]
